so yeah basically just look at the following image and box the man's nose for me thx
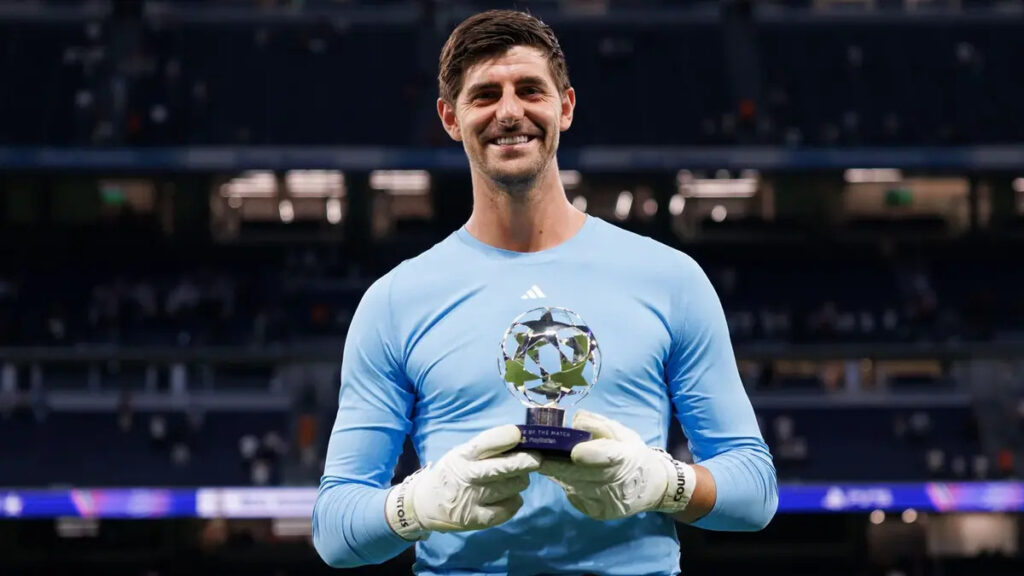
[495,91,524,125]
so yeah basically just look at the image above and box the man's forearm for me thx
[672,464,716,524]
[312,480,413,568]
[679,450,779,531]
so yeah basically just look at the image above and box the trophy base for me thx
[517,424,591,456]
[515,406,590,457]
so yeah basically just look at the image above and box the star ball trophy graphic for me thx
[498,306,601,456]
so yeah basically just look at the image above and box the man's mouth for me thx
[489,134,537,148]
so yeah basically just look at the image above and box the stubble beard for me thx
[474,132,557,201]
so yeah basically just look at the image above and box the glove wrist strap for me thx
[653,449,697,514]
[385,470,429,541]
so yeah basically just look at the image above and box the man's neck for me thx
[465,167,586,253]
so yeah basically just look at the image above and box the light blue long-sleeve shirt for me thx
[313,216,777,575]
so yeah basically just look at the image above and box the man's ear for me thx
[559,87,575,132]
[437,98,462,141]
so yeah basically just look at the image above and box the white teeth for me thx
[495,135,530,145]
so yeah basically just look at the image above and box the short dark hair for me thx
[438,9,571,104]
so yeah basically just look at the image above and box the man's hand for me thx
[385,424,541,540]
[538,410,696,521]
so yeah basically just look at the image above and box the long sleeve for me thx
[312,271,416,567]
[667,255,778,531]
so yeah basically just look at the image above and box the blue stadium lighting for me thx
[2,483,1022,519]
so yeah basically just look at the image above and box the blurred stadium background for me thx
[3,0,1024,574]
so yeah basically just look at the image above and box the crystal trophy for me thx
[498,307,601,456]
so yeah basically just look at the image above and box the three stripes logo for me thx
[520,285,546,299]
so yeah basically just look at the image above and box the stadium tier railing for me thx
[2,146,1024,171]
[4,340,1024,363]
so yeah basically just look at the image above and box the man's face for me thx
[438,46,575,193]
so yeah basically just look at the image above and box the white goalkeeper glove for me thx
[385,424,542,540]
[538,410,696,521]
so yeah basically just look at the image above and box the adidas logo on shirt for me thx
[520,285,546,299]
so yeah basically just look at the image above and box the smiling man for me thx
[440,41,571,204]
[313,9,777,576]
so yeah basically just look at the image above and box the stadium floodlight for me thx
[710,205,728,222]
[219,171,277,198]
[668,194,686,216]
[278,200,295,223]
[678,170,758,198]
[869,510,885,525]
[326,198,343,224]
[614,191,633,220]
[369,170,430,195]
[571,195,588,212]
[692,179,757,198]
[844,168,902,184]
[287,170,345,197]
[901,509,918,524]
[560,170,582,189]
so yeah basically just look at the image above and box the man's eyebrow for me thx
[465,76,550,96]
[515,75,549,87]
[465,82,500,96]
